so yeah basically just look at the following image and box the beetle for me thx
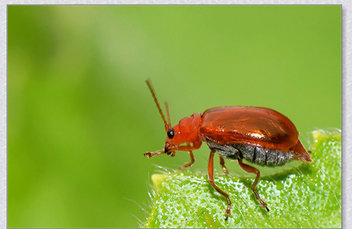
[144,79,313,220]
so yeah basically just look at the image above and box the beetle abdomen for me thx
[206,141,294,166]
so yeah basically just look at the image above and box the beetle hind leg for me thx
[238,159,269,212]
[219,156,229,175]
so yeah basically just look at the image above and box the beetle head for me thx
[164,113,202,154]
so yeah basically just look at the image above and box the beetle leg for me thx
[174,145,197,152]
[219,156,229,175]
[144,149,164,158]
[178,151,195,170]
[238,159,269,212]
[172,140,202,152]
[208,150,231,220]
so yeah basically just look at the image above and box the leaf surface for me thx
[143,129,341,228]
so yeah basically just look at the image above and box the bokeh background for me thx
[8,5,341,228]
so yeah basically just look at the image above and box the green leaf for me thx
[143,129,341,228]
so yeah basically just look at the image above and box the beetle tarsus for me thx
[225,207,231,220]
[260,201,269,212]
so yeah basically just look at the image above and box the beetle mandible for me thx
[144,80,313,220]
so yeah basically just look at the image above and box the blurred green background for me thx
[8,5,340,228]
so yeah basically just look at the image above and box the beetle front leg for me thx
[174,145,197,152]
[144,149,164,158]
[208,150,231,220]
[238,159,269,212]
[178,151,195,171]
[219,156,229,175]
[172,140,202,152]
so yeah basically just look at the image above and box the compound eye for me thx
[167,128,174,139]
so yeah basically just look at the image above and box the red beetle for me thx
[144,80,313,219]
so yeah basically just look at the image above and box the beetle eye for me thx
[167,128,174,139]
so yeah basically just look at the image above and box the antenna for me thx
[146,79,169,131]
[164,101,172,128]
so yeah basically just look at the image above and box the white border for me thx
[0,1,348,228]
